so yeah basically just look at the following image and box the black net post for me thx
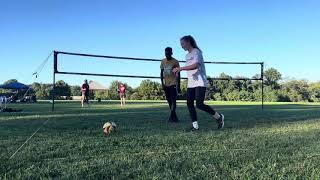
[261,62,264,109]
[52,51,58,111]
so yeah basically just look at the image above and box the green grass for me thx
[1,101,320,179]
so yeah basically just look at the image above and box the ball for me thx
[103,122,116,135]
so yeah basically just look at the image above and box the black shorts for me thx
[82,92,89,98]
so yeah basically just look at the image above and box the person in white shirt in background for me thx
[173,35,225,131]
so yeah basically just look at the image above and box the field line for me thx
[9,118,50,159]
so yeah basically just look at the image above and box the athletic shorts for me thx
[120,93,126,98]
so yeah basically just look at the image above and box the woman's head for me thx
[180,35,200,52]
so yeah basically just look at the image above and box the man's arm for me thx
[177,72,181,93]
[175,61,181,93]
[160,69,165,89]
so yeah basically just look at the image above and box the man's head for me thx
[165,47,173,60]
[84,79,88,84]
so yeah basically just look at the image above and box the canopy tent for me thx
[88,80,107,90]
[0,81,34,106]
[0,82,29,90]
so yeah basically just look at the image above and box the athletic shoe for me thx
[169,116,179,123]
[168,113,179,123]
[186,127,199,132]
[217,113,224,129]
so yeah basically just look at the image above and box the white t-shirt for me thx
[185,48,208,88]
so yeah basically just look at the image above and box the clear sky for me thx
[1,0,319,87]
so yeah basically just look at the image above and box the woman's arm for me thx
[173,63,199,74]
[181,63,199,71]
[160,69,164,85]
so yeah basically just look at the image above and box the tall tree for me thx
[55,80,71,99]
[264,68,282,89]
[136,80,164,100]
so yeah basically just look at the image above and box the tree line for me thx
[1,68,320,102]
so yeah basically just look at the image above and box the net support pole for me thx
[261,62,264,109]
[52,51,58,111]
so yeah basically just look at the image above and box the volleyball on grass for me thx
[103,122,117,135]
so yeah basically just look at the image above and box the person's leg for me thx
[195,87,225,129]
[164,86,173,121]
[195,87,216,115]
[121,98,124,107]
[120,94,123,107]
[81,94,84,107]
[171,86,177,112]
[164,86,172,110]
[85,94,89,105]
[187,88,198,129]
[170,86,178,122]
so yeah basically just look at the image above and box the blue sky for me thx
[1,0,319,87]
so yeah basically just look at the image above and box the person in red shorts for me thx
[81,79,90,107]
[118,84,126,108]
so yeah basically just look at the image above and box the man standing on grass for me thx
[160,47,181,123]
[81,79,90,107]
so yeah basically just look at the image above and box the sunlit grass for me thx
[1,101,320,179]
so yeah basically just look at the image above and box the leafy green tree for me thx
[55,80,71,99]
[178,79,188,100]
[94,90,109,100]
[31,83,52,100]
[253,86,279,102]
[70,86,81,96]
[238,90,255,101]
[282,80,310,102]
[264,68,282,89]
[309,82,320,102]
[8,67,318,103]
[252,74,263,91]
[129,92,141,100]
[136,80,164,100]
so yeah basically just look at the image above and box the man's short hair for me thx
[165,47,172,52]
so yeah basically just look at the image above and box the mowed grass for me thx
[1,101,320,179]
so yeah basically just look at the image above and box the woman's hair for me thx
[180,35,201,51]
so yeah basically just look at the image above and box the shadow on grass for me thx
[1,102,320,132]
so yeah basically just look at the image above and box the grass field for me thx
[1,101,320,179]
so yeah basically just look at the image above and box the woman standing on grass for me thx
[118,84,126,108]
[173,35,224,131]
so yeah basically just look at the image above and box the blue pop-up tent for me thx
[0,82,29,90]
[0,82,32,110]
